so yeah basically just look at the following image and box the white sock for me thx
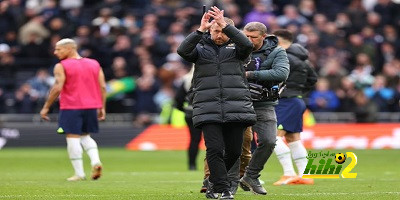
[80,135,101,167]
[288,140,308,178]
[274,137,296,176]
[66,137,85,177]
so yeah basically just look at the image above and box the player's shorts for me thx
[58,109,99,134]
[275,97,306,133]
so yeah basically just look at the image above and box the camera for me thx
[270,85,279,99]
[248,83,281,101]
[263,85,279,100]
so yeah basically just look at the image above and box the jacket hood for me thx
[286,43,309,61]
[253,35,279,53]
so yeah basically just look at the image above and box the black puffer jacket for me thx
[281,43,318,98]
[177,25,257,128]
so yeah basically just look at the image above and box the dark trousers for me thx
[185,116,202,169]
[202,123,247,193]
[246,106,277,178]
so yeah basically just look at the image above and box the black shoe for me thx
[239,181,250,191]
[189,164,196,171]
[204,178,218,199]
[200,179,207,193]
[240,175,267,195]
[200,185,207,193]
[220,190,234,199]
[205,189,219,199]
[229,181,238,195]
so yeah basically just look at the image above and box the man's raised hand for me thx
[207,6,227,29]
[197,11,214,32]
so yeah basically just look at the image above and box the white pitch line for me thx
[0,194,197,198]
[265,191,400,196]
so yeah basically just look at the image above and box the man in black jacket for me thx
[272,29,317,185]
[177,6,256,199]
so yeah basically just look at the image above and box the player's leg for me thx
[284,98,313,184]
[273,129,297,185]
[66,134,85,181]
[81,109,102,180]
[274,97,307,185]
[80,134,101,166]
[80,134,102,179]
[286,133,313,184]
[59,110,85,181]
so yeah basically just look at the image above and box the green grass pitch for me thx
[0,148,399,199]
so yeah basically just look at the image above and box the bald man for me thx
[40,38,107,181]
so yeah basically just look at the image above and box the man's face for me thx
[243,30,266,50]
[53,45,70,60]
[210,24,229,45]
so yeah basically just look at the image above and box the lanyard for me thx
[255,57,261,71]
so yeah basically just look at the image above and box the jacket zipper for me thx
[217,48,225,122]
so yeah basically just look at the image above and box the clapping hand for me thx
[197,6,227,33]
[197,9,214,32]
[207,6,227,29]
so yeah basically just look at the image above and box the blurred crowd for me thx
[0,0,400,124]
